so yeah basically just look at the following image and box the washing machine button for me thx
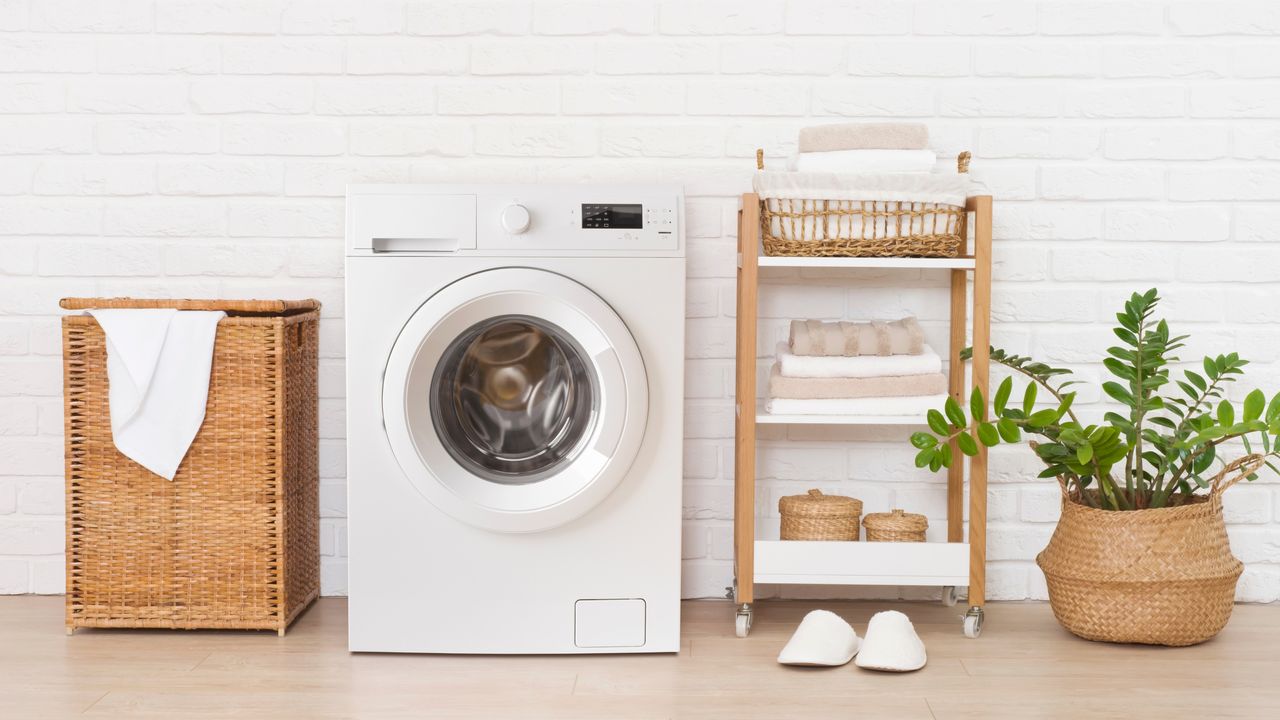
[500,204,531,234]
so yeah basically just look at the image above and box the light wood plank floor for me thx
[3,597,1277,719]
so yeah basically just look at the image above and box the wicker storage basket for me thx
[754,149,971,258]
[1036,456,1258,647]
[61,297,321,635]
[779,489,862,541]
[863,508,928,542]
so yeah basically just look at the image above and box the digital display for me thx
[582,204,642,229]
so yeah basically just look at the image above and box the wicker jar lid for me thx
[779,489,863,518]
[863,508,928,532]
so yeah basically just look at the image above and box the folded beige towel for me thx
[769,364,947,400]
[789,317,924,357]
[798,122,929,153]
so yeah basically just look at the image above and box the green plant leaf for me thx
[993,377,1012,415]
[1267,393,1280,424]
[1185,370,1206,391]
[945,396,966,428]
[1217,400,1235,427]
[1243,389,1266,423]
[1102,381,1135,407]
[914,447,932,468]
[927,409,949,435]
[956,433,978,457]
[1028,409,1059,427]
[1022,382,1037,414]
[929,453,943,472]
[970,386,985,421]
[910,432,937,450]
[997,418,1021,442]
[1076,443,1093,464]
[1204,356,1218,380]
[977,422,1000,447]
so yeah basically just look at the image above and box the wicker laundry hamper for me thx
[863,509,928,542]
[754,149,971,258]
[779,489,862,541]
[60,298,321,635]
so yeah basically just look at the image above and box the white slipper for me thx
[777,610,861,667]
[854,610,927,672]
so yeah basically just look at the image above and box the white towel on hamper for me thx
[786,149,938,174]
[88,309,226,481]
[776,342,943,379]
[766,394,949,416]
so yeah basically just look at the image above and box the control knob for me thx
[500,204,531,234]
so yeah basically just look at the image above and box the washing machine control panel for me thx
[346,184,683,256]
[481,189,681,253]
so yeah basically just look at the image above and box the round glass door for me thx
[382,268,648,533]
[431,315,597,485]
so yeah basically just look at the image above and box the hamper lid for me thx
[862,508,928,531]
[60,297,320,316]
[779,489,863,518]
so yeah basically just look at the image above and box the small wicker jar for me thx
[863,509,928,542]
[779,489,862,541]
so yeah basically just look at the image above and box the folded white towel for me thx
[786,149,937,174]
[766,394,949,416]
[777,610,861,667]
[88,309,226,481]
[799,122,929,152]
[776,342,942,379]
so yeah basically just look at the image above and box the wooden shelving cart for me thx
[732,192,993,639]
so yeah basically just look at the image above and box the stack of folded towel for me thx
[785,122,936,174]
[766,316,950,416]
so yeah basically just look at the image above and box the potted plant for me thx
[909,289,1276,646]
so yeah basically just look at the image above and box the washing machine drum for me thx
[382,268,648,533]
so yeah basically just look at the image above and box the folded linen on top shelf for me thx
[776,342,942,379]
[798,122,929,152]
[789,317,923,357]
[786,149,937,174]
[766,394,950,416]
[769,364,947,400]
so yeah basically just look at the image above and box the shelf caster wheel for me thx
[941,586,958,607]
[963,606,984,639]
[735,604,753,638]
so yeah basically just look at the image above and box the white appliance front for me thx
[345,185,684,655]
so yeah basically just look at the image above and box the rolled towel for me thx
[769,364,947,400]
[786,149,937,174]
[777,342,942,379]
[766,394,949,416]
[789,317,924,357]
[798,122,929,152]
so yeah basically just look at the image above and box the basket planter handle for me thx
[1210,454,1266,497]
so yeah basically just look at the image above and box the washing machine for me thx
[344,184,685,654]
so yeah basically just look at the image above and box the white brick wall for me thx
[1,0,1279,604]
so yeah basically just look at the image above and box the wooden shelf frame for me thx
[733,193,993,621]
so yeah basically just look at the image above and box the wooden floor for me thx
[3,597,1277,719]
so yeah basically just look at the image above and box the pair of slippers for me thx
[777,609,926,672]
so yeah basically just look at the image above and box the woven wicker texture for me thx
[863,508,928,542]
[62,298,320,634]
[779,489,862,541]
[756,150,970,259]
[1035,456,1260,646]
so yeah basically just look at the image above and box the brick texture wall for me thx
[2,1,1279,602]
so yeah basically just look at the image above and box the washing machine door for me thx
[382,267,648,533]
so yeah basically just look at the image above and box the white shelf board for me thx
[754,539,970,586]
[756,405,927,425]
[755,255,976,269]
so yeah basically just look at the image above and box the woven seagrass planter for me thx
[1035,460,1255,647]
